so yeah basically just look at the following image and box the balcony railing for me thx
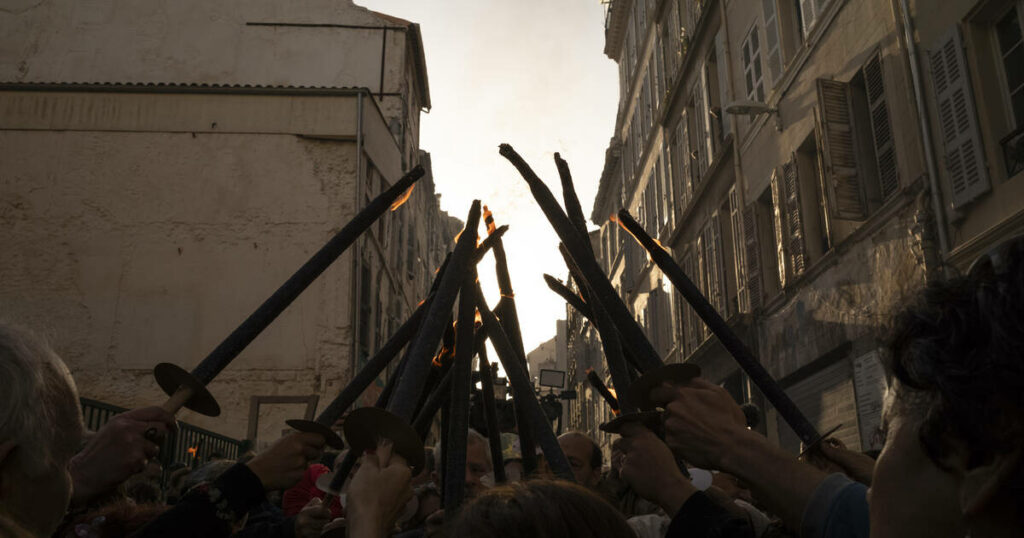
[81,398,243,467]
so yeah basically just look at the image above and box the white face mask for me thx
[480,472,495,489]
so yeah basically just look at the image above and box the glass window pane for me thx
[751,29,760,52]
[1012,88,1024,128]
[997,7,1021,54]
[1004,44,1024,91]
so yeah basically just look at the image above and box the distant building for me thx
[526,319,569,431]
[0,0,461,449]
[572,0,1023,453]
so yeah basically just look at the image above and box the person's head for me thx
[446,480,636,538]
[433,429,493,498]
[558,432,602,488]
[179,459,235,494]
[0,324,85,536]
[871,238,1024,538]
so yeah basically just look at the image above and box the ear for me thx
[960,447,1023,516]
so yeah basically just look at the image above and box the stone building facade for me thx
[569,0,1023,454]
[0,0,462,449]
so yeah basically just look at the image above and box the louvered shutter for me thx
[730,187,749,312]
[681,111,694,201]
[816,79,868,220]
[709,213,727,316]
[783,158,807,277]
[761,0,782,85]
[696,232,709,340]
[770,169,789,287]
[743,205,763,310]
[929,26,990,208]
[715,29,733,140]
[863,54,900,200]
[682,252,696,353]
[694,86,709,179]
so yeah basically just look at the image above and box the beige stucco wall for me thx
[0,0,399,89]
[0,128,361,439]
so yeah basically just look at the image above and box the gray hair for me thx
[433,428,492,473]
[0,324,84,473]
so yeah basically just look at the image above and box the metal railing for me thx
[80,398,243,467]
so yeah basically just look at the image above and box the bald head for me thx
[558,432,602,488]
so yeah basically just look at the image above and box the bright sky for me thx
[358,0,620,355]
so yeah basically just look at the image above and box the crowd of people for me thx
[1,237,1021,537]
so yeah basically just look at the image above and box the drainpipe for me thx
[898,0,951,256]
[350,91,365,376]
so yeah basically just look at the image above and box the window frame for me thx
[741,24,767,102]
[992,2,1024,130]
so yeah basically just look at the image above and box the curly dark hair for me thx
[445,480,635,538]
[886,236,1024,472]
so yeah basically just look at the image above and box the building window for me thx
[755,187,783,297]
[997,6,1024,127]
[762,0,784,85]
[662,1,682,85]
[799,0,833,38]
[742,26,766,102]
[815,52,900,222]
[357,259,373,366]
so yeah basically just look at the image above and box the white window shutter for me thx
[816,78,868,220]
[783,157,807,277]
[863,54,900,200]
[928,26,990,208]
[715,29,733,140]
[770,168,789,288]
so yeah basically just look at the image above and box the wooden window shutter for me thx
[696,231,709,339]
[783,158,807,277]
[929,26,991,208]
[694,87,709,179]
[770,168,789,288]
[743,204,762,310]
[730,187,749,312]
[816,78,868,220]
[709,212,728,316]
[863,54,900,200]
[715,29,733,139]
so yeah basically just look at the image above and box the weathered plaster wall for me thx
[0,129,360,439]
[758,203,929,380]
[0,0,400,89]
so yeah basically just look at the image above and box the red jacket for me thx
[281,464,344,519]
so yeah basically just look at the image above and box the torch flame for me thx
[585,367,595,375]
[389,184,416,211]
[483,205,497,235]
[187,445,198,459]
[432,345,452,367]
[474,310,482,324]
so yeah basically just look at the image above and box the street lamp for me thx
[726,99,782,131]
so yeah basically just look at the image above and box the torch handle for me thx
[616,209,822,446]
[188,166,425,385]
[474,284,574,482]
[161,385,195,415]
